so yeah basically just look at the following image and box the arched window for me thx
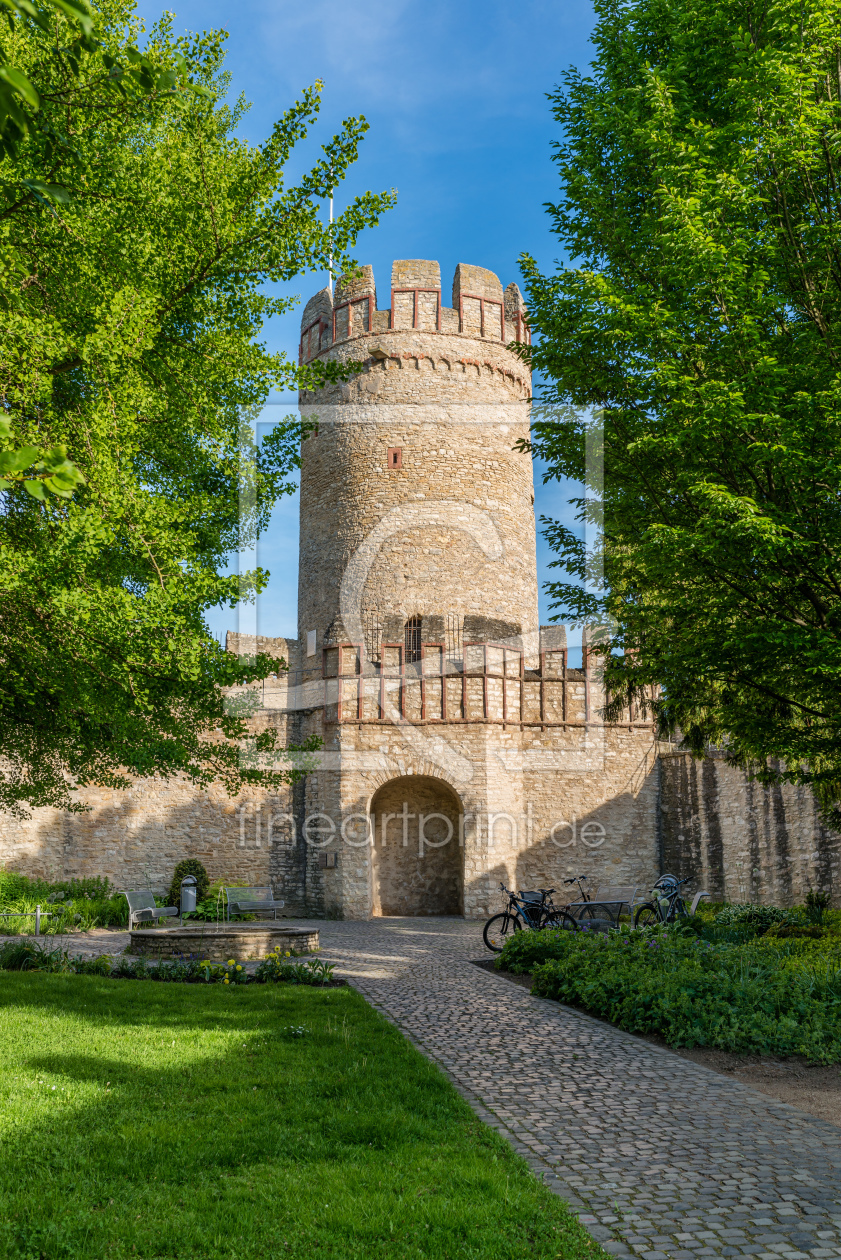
[404,616,422,664]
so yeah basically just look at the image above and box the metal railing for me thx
[0,905,60,934]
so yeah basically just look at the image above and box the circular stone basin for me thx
[128,924,319,961]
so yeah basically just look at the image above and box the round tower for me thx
[297,258,538,664]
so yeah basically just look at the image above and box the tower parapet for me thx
[299,259,530,366]
[296,259,538,670]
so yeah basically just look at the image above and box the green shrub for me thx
[806,889,832,924]
[0,940,73,972]
[494,927,572,974]
[0,870,112,903]
[166,859,209,908]
[526,928,841,1062]
[46,876,113,901]
[0,870,125,933]
[714,902,790,930]
[254,949,335,986]
[766,922,825,940]
[187,897,223,922]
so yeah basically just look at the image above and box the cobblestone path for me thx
[21,917,841,1260]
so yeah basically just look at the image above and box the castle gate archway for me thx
[369,776,463,916]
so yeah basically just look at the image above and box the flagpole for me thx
[328,175,334,296]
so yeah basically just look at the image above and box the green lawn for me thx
[0,975,593,1260]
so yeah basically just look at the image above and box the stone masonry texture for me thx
[1,258,839,910]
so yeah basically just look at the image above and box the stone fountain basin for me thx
[127,924,319,961]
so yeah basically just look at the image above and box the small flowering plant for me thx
[254,947,335,986]
[218,958,249,985]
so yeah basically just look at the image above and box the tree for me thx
[0,0,95,157]
[0,0,395,814]
[521,0,841,817]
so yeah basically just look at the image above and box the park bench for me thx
[223,886,285,922]
[567,884,644,929]
[123,891,180,932]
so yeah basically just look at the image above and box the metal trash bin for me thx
[180,875,198,922]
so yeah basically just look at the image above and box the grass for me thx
[0,975,594,1260]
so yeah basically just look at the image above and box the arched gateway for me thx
[369,775,463,916]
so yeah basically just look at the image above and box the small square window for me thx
[387,446,402,469]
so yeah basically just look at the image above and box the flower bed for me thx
[495,907,841,1063]
[0,940,337,986]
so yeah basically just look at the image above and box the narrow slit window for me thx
[387,446,402,469]
[404,616,422,664]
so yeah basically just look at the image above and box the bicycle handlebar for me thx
[563,875,589,884]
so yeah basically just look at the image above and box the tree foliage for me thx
[521,0,841,817]
[0,0,395,814]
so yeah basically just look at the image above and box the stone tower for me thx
[297,259,538,664]
[277,258,659,920]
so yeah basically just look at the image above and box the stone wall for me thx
[298,715,659,920]
[0,776,280,896]
[660,752,841,905]
[370,775,463,915]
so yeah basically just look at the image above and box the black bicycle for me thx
[562,874,592,905]
[633,874,690,927]
[483,884,580,952]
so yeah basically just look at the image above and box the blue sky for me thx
[134,0,596,645]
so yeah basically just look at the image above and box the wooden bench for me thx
[224,886,285,922]
[122,891,179,932]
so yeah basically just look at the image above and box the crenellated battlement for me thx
[299,260,530,364]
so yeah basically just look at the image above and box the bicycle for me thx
[633,874,690,927]
[561,874,592,906]
[482,884,580,953]
[558,874,614,929]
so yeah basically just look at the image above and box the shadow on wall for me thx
[512,790,661,907]
[1,765,664,920]
[660,753,841,906]
[456,758,662,918]
[0,782,287,901]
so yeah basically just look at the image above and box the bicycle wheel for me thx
[542,910,580,933]
[634,902,661,928]
[578,903,617,931]
[483,912,522,953]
